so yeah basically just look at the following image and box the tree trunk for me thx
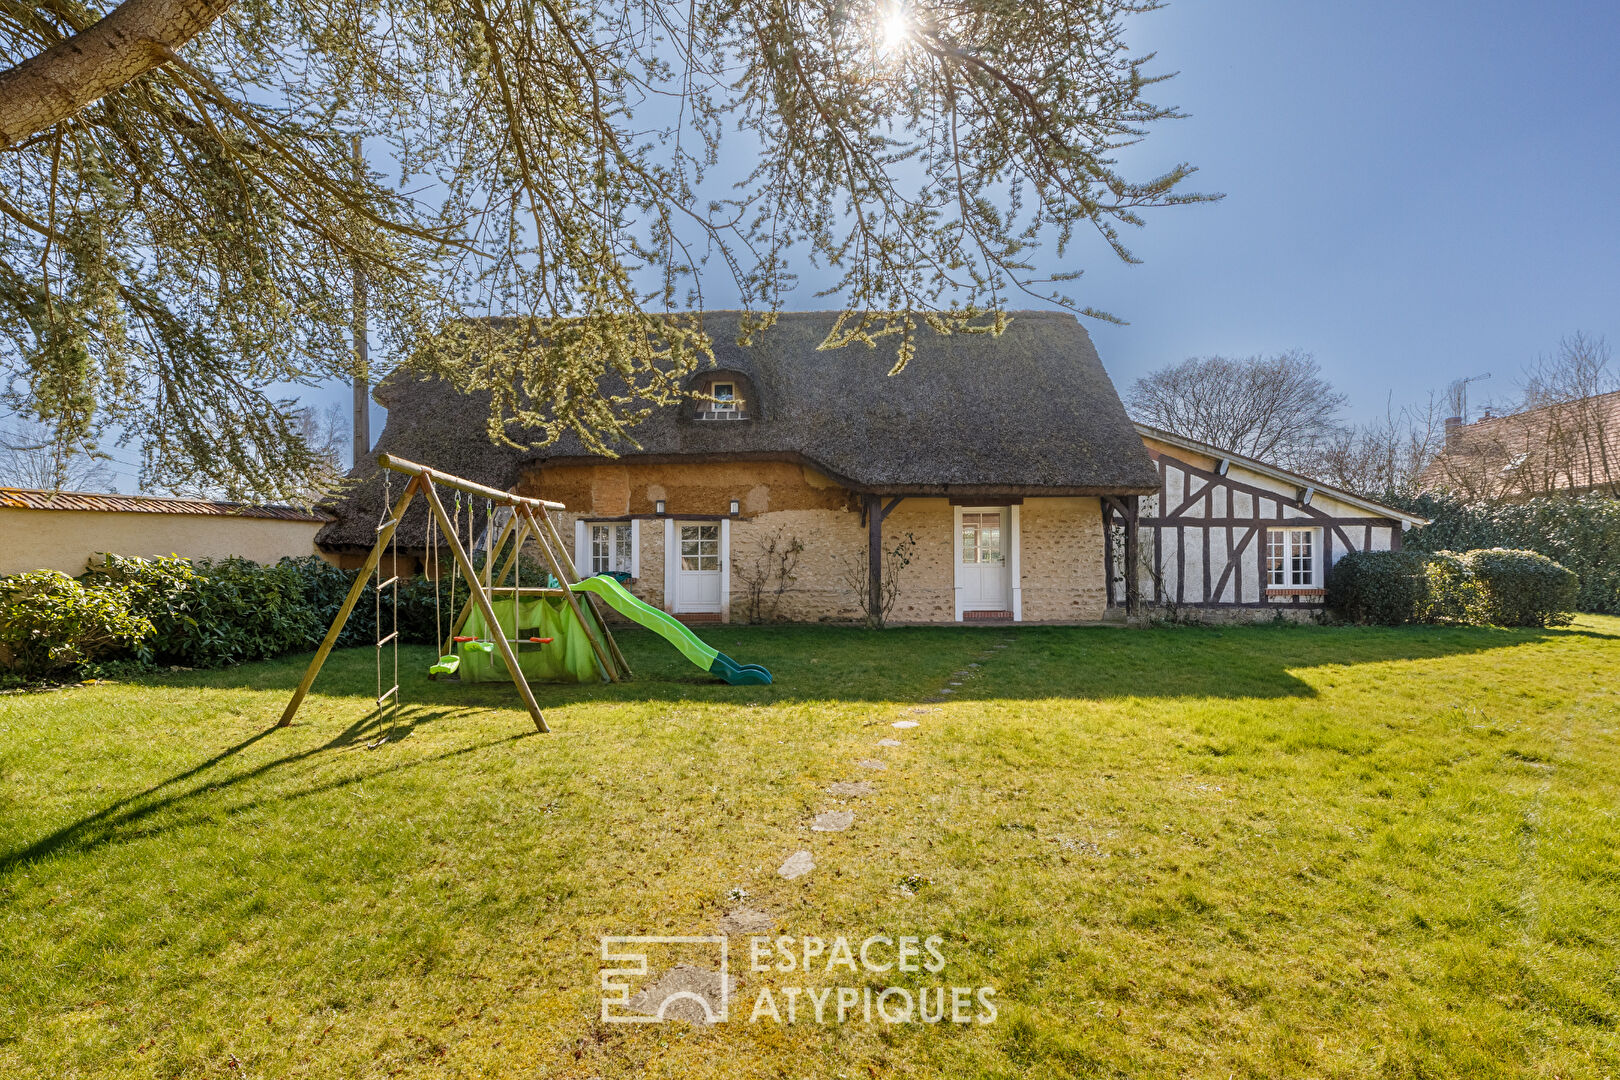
[0,0,236,148]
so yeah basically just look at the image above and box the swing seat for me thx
[429,654,461,677]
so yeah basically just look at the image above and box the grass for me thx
[3,617,1620,1078]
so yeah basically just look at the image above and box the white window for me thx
[590,522,634,575]
[960,512,1004,565]
[711,382,737,412]
[1267,527,1319,588]
[679,523,721,571]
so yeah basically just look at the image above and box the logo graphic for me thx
[600,936,731,1024]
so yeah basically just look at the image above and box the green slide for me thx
[570,575,773,686]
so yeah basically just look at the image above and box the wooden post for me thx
[1123,495,1141,618]
[1102,499,1116,609]
[278,476,419,727]
[531,506,633,680]
[521,507,623,682]
[421,478,550,733]
[866,493,883,627]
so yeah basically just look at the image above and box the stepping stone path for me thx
[856,758,887,770]
[778,850,814,880]
[812,810,855,832]
[625,964,735,1025]
[906,706,939,715]
[876,738,902,748]
[893,720,920,729]
[827,781,876,797]
[718,908,777,934]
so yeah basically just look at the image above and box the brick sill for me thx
[1266,588,1325,598]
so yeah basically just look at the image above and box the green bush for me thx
[1325,550,1431,625]
[85,553,324,667]
[0,570,153,680]
[1396,493,1620,613]
[1459,548,1578,628]
[1327,545,1579,628]
[3,545,555,683]
[1418,551,1477,624]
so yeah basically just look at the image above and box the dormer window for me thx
[693,373,753,421]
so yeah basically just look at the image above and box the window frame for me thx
[1266,526,1321,590]
[576,518,640,580]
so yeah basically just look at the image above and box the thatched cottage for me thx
[318,311,1419,623]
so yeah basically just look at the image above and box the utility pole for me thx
[351,133,370,468]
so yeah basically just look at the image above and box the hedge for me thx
[1326,547,1578,627]
[1459,548,1578,628]
[1393,492,1620,613]
[1,549,565,684]
[0,570,154,680]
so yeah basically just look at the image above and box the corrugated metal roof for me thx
[0,487,332,522]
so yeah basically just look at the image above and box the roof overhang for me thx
[1133,424,1430,528]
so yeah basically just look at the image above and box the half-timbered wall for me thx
[1109,439,1405,610]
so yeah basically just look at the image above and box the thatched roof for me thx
[317,310,1157,550]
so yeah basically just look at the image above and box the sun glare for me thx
[879,5,911,55]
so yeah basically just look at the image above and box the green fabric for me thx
[570,575,719,669]
[457,597,601,683]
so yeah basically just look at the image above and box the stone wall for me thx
[1019,497,1107,622]
[517,460,1111,624]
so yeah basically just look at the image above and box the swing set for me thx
[277,454,630,734]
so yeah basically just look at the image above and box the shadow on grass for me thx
[4,622,1601,874]
[125,620,1582,710]
[0,699,534,875]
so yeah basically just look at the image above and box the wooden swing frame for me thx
[276,454,628,734]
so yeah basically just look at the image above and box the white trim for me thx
[1265,525,1323,588]
[629,519,641,579]
[1009,504,1022,622]
[954,505,1012,616]
[952,505,965,622]
[574,518,587,577]
[663,517,676,613]
[719,518,732,623]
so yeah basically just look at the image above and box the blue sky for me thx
[1070,0,1620,422]
[84,1,1620,487]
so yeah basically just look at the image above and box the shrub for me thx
[85,553,324,667]
[1325,550,1430,625]
[1459,548,1578,627]
[0,571,152,679]
[1397,492,1620,613]
[1418,551,1477,624]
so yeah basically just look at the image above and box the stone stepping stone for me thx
[812,810,855,832]
[892,720,919,729]
[625,964,735,1025]
[828,781,876,797]
[718,908,777,935]
[778,850,814,880]
[876,738,902,748]
[856,758,887,770]
[939,687,956,694]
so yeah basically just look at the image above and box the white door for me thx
[674,522,724,612]
[958,508,1009,611]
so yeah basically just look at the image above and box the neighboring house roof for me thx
[1135,423,1430,528]
[0,487,331,522]
[317,309,1158,550]
[1421,390,1620,498]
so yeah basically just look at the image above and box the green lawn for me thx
[4,618,1620,1078]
